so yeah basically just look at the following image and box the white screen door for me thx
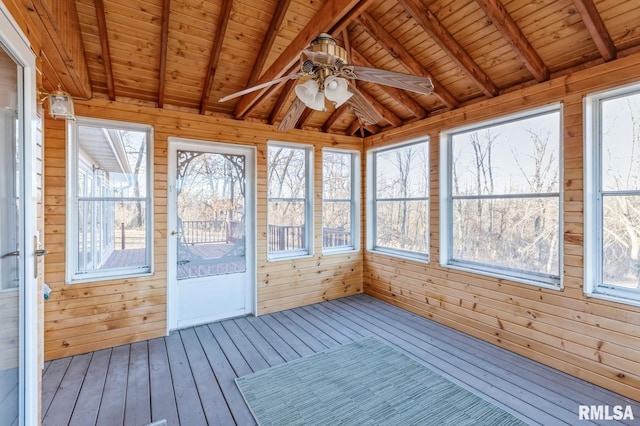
[168,139,255,329]
[0,6,38,424]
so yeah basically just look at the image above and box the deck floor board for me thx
[68,348,110,426]
[42,294,640,425]
[124,341,151,426]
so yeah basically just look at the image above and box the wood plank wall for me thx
[43,101,363,360]
[363,52,640,400]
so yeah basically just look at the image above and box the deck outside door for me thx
[168,139,256,330]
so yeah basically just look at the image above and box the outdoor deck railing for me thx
[267,225,351,251]
[152,220,351,250]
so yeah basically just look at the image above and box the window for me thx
[322,149,359,252]
[267,143,313,259]
[67,118,153,282]
[440,106,562,288]
[585,84,640,306]
[369,139,429,261]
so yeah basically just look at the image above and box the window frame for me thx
[321,148,360,254]
[367,138,430,262]
[440,104,563,289]
[66,117,154,283]
[266,141,314,261]
[584,82,640,307]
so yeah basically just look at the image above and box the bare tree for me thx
[602,98,640,287]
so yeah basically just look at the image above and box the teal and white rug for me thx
[235,337,528,425]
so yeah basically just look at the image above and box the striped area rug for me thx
[235,337,528,425]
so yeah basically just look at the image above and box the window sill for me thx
[322,247,360,256]
[585,288,640,309]
[67,270,153,285]
[443,260,562,290]
[267,252,313,262]
[368,247,429,264]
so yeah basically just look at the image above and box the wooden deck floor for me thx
[41,294,640,426]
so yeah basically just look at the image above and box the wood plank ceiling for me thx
[42,0,640,136]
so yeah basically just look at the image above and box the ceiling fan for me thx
[219,33,434,131]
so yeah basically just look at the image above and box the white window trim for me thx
[322,148,360,255]
[66,117,154,283]
[584,82,640,307]
[366,137,430,263]
[440,103,564,290]
[266,141,314,261]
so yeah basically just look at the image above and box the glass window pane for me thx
[452,111,560,196]
[267,146,306,199]
[376,199,428,253]
[323,201,351,248]
[601,92,640,191]
[323,151,352,199]
[175,151,246,279]
[602,195,640,288]
[77,200,148,272]
[268,201,306,252]
[72,121,151,280]
[78,126,148,196]
[376,143,428,199]
[267,145,310,256]
[323,150,355,251]
[452,198,560,276]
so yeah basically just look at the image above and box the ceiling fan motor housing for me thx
[306,33,349,68]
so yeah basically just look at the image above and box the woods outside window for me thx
[440,106,562,288]
[322,149,359,253]
[267,143,313,260]
[585,83,640,306]
[368,139,429,261]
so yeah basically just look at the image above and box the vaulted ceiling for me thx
[33,0,640,136]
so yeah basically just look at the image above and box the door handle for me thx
[35,249,48,256]
[171,231,181,236]
[1,250,19,259]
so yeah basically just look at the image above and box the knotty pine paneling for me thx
[363,51,640,400]
[43,99,363,360]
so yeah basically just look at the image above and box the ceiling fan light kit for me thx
[295,79,327,111]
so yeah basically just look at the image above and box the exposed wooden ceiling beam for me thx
[247,0,293,87]
[297,108,315,129]
[94,0,116,100]
[200,0,234,114]
[356,86,402,127]
[397,0,498,98]
[350,48,427,119]
[475,0,549,82]
[29,0,92,98]
[329,0,377,35]
[346,120,379,136]
[342,29,352,59]
[269,77,298,125]
[245,63,298,119]
[233,0,364,119]
[157,0,171,108]
[572,0,617,62]
[323,104,350,132]
[277,98,306,131]
[357,12,458,108]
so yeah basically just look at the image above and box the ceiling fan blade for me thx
[346,87,383,125]
[352,65,433,95]
[219,73,304,103]
[277,97,307,131]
